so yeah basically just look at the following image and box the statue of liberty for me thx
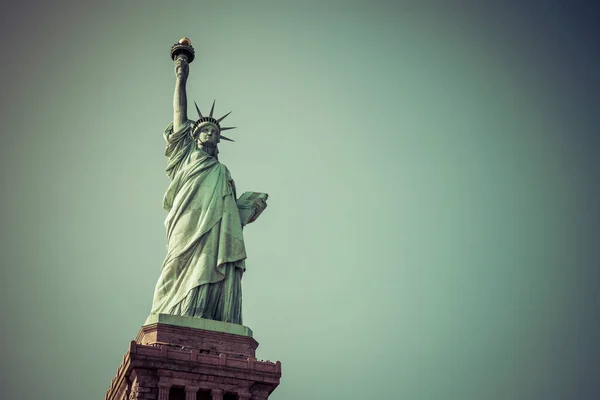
[149,38,267,325]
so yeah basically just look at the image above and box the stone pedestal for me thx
[105,314,281,400]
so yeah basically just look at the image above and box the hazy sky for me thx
[1,1,599,399]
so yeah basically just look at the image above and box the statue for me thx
[149,38,268,325]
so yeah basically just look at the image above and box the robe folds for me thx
[150,120,246,324]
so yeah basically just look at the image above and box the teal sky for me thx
[1,1,599,399]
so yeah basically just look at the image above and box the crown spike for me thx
[194,101,203,118]
[220,126,236,131]
[209,100,216,118]
[220,135,235,142]
[217,111,232,123]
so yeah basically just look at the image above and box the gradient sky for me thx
[1,1,599,399]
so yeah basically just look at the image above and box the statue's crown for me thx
[191,100,236,142]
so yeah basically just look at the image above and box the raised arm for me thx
[173,55,189,133]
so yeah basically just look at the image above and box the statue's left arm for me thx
[229,178,238,204]
[228,172,267,227]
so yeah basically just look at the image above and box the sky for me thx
[1,1,599,399]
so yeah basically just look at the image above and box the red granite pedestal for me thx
[105,314,281,400]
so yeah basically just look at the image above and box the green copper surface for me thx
[144,313,254,337]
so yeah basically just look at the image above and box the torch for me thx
[170,37,195,63]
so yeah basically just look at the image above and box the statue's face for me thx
[197,124,220,147]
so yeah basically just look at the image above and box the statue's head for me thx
[191,100,236,149]
[194,122,220,147]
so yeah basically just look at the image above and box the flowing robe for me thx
[150,120,247,324]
